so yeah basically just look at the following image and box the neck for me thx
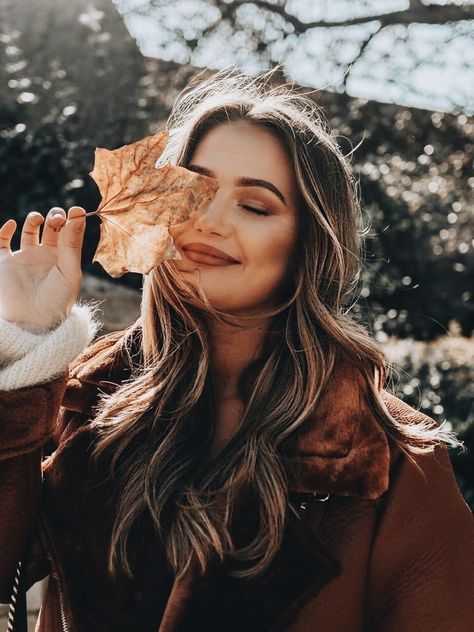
[207,314,270,400]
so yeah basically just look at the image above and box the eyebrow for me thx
[187,164,287,206]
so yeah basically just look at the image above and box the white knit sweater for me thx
[0,304,100,391]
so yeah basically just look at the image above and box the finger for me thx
[57,206,86,278]
[0,219,17,252]
[20,211,44,249]
[41,207,67,247]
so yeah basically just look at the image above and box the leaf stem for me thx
[76,210,129,218]
[67,211,98,219]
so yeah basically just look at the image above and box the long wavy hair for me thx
[91,68,460,581]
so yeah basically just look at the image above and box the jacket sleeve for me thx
[0,306,100,602]
[0,375,68,602]
[365,443,474,631]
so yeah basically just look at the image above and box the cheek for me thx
[241,222,298,296]
[248,222,297,272]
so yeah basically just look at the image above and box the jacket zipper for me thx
[56,579,70,632]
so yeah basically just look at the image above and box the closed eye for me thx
[239,204,270,217]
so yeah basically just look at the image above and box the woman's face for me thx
[169,120,300,315]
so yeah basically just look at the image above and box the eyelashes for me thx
[238,204,270,217]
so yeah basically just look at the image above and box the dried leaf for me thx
[89,130,218,277]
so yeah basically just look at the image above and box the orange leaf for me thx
[89,130,219,277]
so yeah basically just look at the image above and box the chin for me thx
[174,268,275,315]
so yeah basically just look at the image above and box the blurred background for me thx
[0,0,473,498]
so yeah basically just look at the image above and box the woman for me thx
[0,69,473,631]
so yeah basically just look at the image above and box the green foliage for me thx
[1,122,68,223]
[311,93,474,341]
[384,336,474,507]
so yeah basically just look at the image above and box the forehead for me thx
[190,121,297,201]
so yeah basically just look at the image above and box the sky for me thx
[112,0,474,114]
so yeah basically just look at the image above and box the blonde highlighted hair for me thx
[91,68,460,581]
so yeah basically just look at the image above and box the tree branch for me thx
[342,24,383,91]
[224,0,474,33]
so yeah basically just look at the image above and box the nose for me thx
[192,190,232,237]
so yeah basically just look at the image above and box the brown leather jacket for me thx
[1,327,473,631]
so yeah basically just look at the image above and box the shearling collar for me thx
[62,322,391,502]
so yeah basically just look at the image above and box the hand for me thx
[0,206,86,331]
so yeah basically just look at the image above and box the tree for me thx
[0,0,151,270]
[2,0,473,340]
[113,0,474,113]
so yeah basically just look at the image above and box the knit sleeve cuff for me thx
[0,304,101,391]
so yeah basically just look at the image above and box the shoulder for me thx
[61,320,141,414]
[369,394,473,550]
[365,440,474,629]
[378,391,468,512]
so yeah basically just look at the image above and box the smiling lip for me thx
[182,243,240,265]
